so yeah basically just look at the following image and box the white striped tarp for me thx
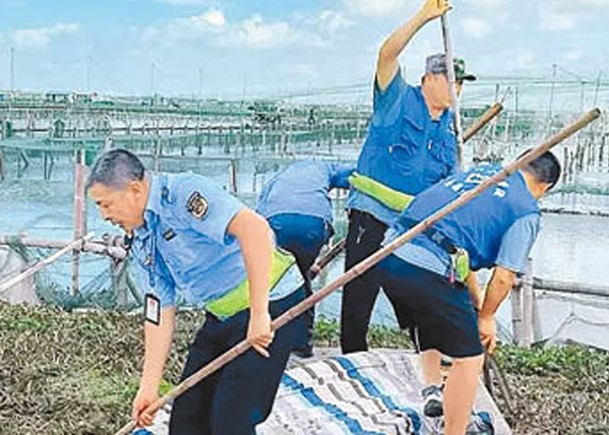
[133,350,507,435]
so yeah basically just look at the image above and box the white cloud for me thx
[536,0,609,31]
[342,0,410,17]
[138,8,351,51]
[11,23,79,49]
[236,14,292,49]
[539,2,578,31]
[140,8,226,46]
[310,10,354,35]
[460,16,493,39]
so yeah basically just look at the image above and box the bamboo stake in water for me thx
[115,109,600,435]
[0,232,94,295]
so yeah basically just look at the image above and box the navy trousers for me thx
[168,288,307,435]
[267,213,331,345]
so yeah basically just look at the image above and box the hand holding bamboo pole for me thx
[114,109,600,435]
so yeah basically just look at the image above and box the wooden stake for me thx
[72,149,87,297]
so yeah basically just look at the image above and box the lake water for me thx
[1,153,608,349]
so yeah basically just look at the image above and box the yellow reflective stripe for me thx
[349,173,414,212]
[205,249,295,319]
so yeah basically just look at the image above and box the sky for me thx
[1,0,609,106]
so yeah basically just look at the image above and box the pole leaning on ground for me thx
[115,108,600,435]
[441,11,465,168]
[0,232,94,295]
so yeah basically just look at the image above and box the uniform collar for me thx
[134,175,166,241]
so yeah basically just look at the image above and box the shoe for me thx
[466,411,494,435]
[421,384,444,417]
[292,345,314,359]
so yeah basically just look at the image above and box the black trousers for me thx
[168,288,307,435]
[340,210,388,353]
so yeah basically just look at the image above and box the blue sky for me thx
[1,0,609,107]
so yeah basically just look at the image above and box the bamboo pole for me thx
[521,259,534,348]
[462,103,503,143]
[533,277,609,298]
[0,233,94,295]
[0,236,128,260]
[115,110,600,435]
[441,12,464,168]
[307,239,346,279]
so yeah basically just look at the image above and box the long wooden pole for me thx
[462,103,503,142]
[0,236,128,260]
[115,109,600,435]
[441,12,464,168]
[307,239,346,279]
[0,233,94,295]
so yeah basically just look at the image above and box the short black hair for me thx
[519,149,562,189]
[86,149,146,190]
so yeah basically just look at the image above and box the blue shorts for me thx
[379,254,483,358]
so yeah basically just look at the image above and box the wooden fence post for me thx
[71,149,87,297]
[522,258,534,348]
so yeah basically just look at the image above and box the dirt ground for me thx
[1,303,608,434]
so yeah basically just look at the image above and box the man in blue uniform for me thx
[341,0,476,353]
[87,149,306,434]
[378,151,561,435]
[256,160,354,357]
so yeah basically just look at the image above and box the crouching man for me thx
[87,149,306,434]
[378,151,560,434]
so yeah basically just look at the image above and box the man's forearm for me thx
[378,11,427,65]
[141,307,175,390]
[232,210,273,315]
[465,270,483,310]
[480,268,515,317]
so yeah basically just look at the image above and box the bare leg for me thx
[443,354,484,435]
[421,349,443,386]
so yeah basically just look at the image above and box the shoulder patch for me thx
[186,191,209,219]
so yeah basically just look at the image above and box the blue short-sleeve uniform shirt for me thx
[256,161,354,224]
[131,173,247,308]
[347,70,458,225]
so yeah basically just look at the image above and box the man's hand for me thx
[418,0,451,23]
[247,310,274,358]
[132,384,159,428]
[478,314,497,354]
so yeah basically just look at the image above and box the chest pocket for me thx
[388,114,425,171]
[426,131,457,181]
